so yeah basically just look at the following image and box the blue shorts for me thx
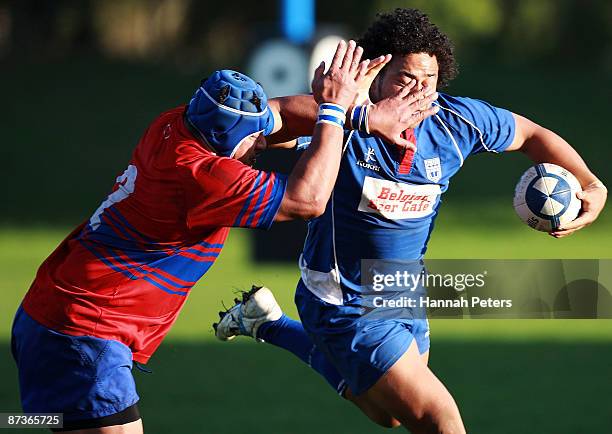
[11,306,140,421]
[295,280,430,395]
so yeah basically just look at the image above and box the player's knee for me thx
[359,402,402,428]
[370,414,402,429]
[347,390,402,429]
[414,400,465,434]
[436,406,465,434]
[387,392,463,434]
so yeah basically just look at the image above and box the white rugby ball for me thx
[513,163,582,232]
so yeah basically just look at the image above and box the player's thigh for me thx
[363,340,464,433]
[60,419,143,434]
[347,345,427,429]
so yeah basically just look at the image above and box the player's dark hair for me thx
[357,8,458,88]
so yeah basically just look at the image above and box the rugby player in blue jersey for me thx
[216,9,607,433]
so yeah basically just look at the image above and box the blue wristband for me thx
[350,104,372,133]
[350,105,362,130]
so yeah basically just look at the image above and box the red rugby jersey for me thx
[23,106,287,362]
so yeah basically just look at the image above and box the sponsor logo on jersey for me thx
[358,176,441,219]
[424,157,442,182]
[356,147,381,172]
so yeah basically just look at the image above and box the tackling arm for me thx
[275,120,345,220]
[274,40,365,220]
[507,113,607,236]
[266,95,318,148]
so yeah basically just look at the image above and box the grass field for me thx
[1,202,611,433]
[1,55,611,433]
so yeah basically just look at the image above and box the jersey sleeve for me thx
[296,136,312,152]
[439,95,516,155]
[184,156,287,230]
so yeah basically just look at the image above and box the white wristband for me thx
[317,103,346,129]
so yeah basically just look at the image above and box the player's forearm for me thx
[511,114,603,188]
[267,95,319,147]
[276,123,343,220]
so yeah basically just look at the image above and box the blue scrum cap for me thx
[185,70,275,157]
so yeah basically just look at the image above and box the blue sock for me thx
[257,314,345,394]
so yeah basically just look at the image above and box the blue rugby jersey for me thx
[298,93,516,304]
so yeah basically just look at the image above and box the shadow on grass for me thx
[1,339,611,433]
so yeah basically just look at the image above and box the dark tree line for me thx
[0,0,610,71]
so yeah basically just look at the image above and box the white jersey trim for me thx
[299,255,343,305]
[434,113,464,167]
[434,103,497,153]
